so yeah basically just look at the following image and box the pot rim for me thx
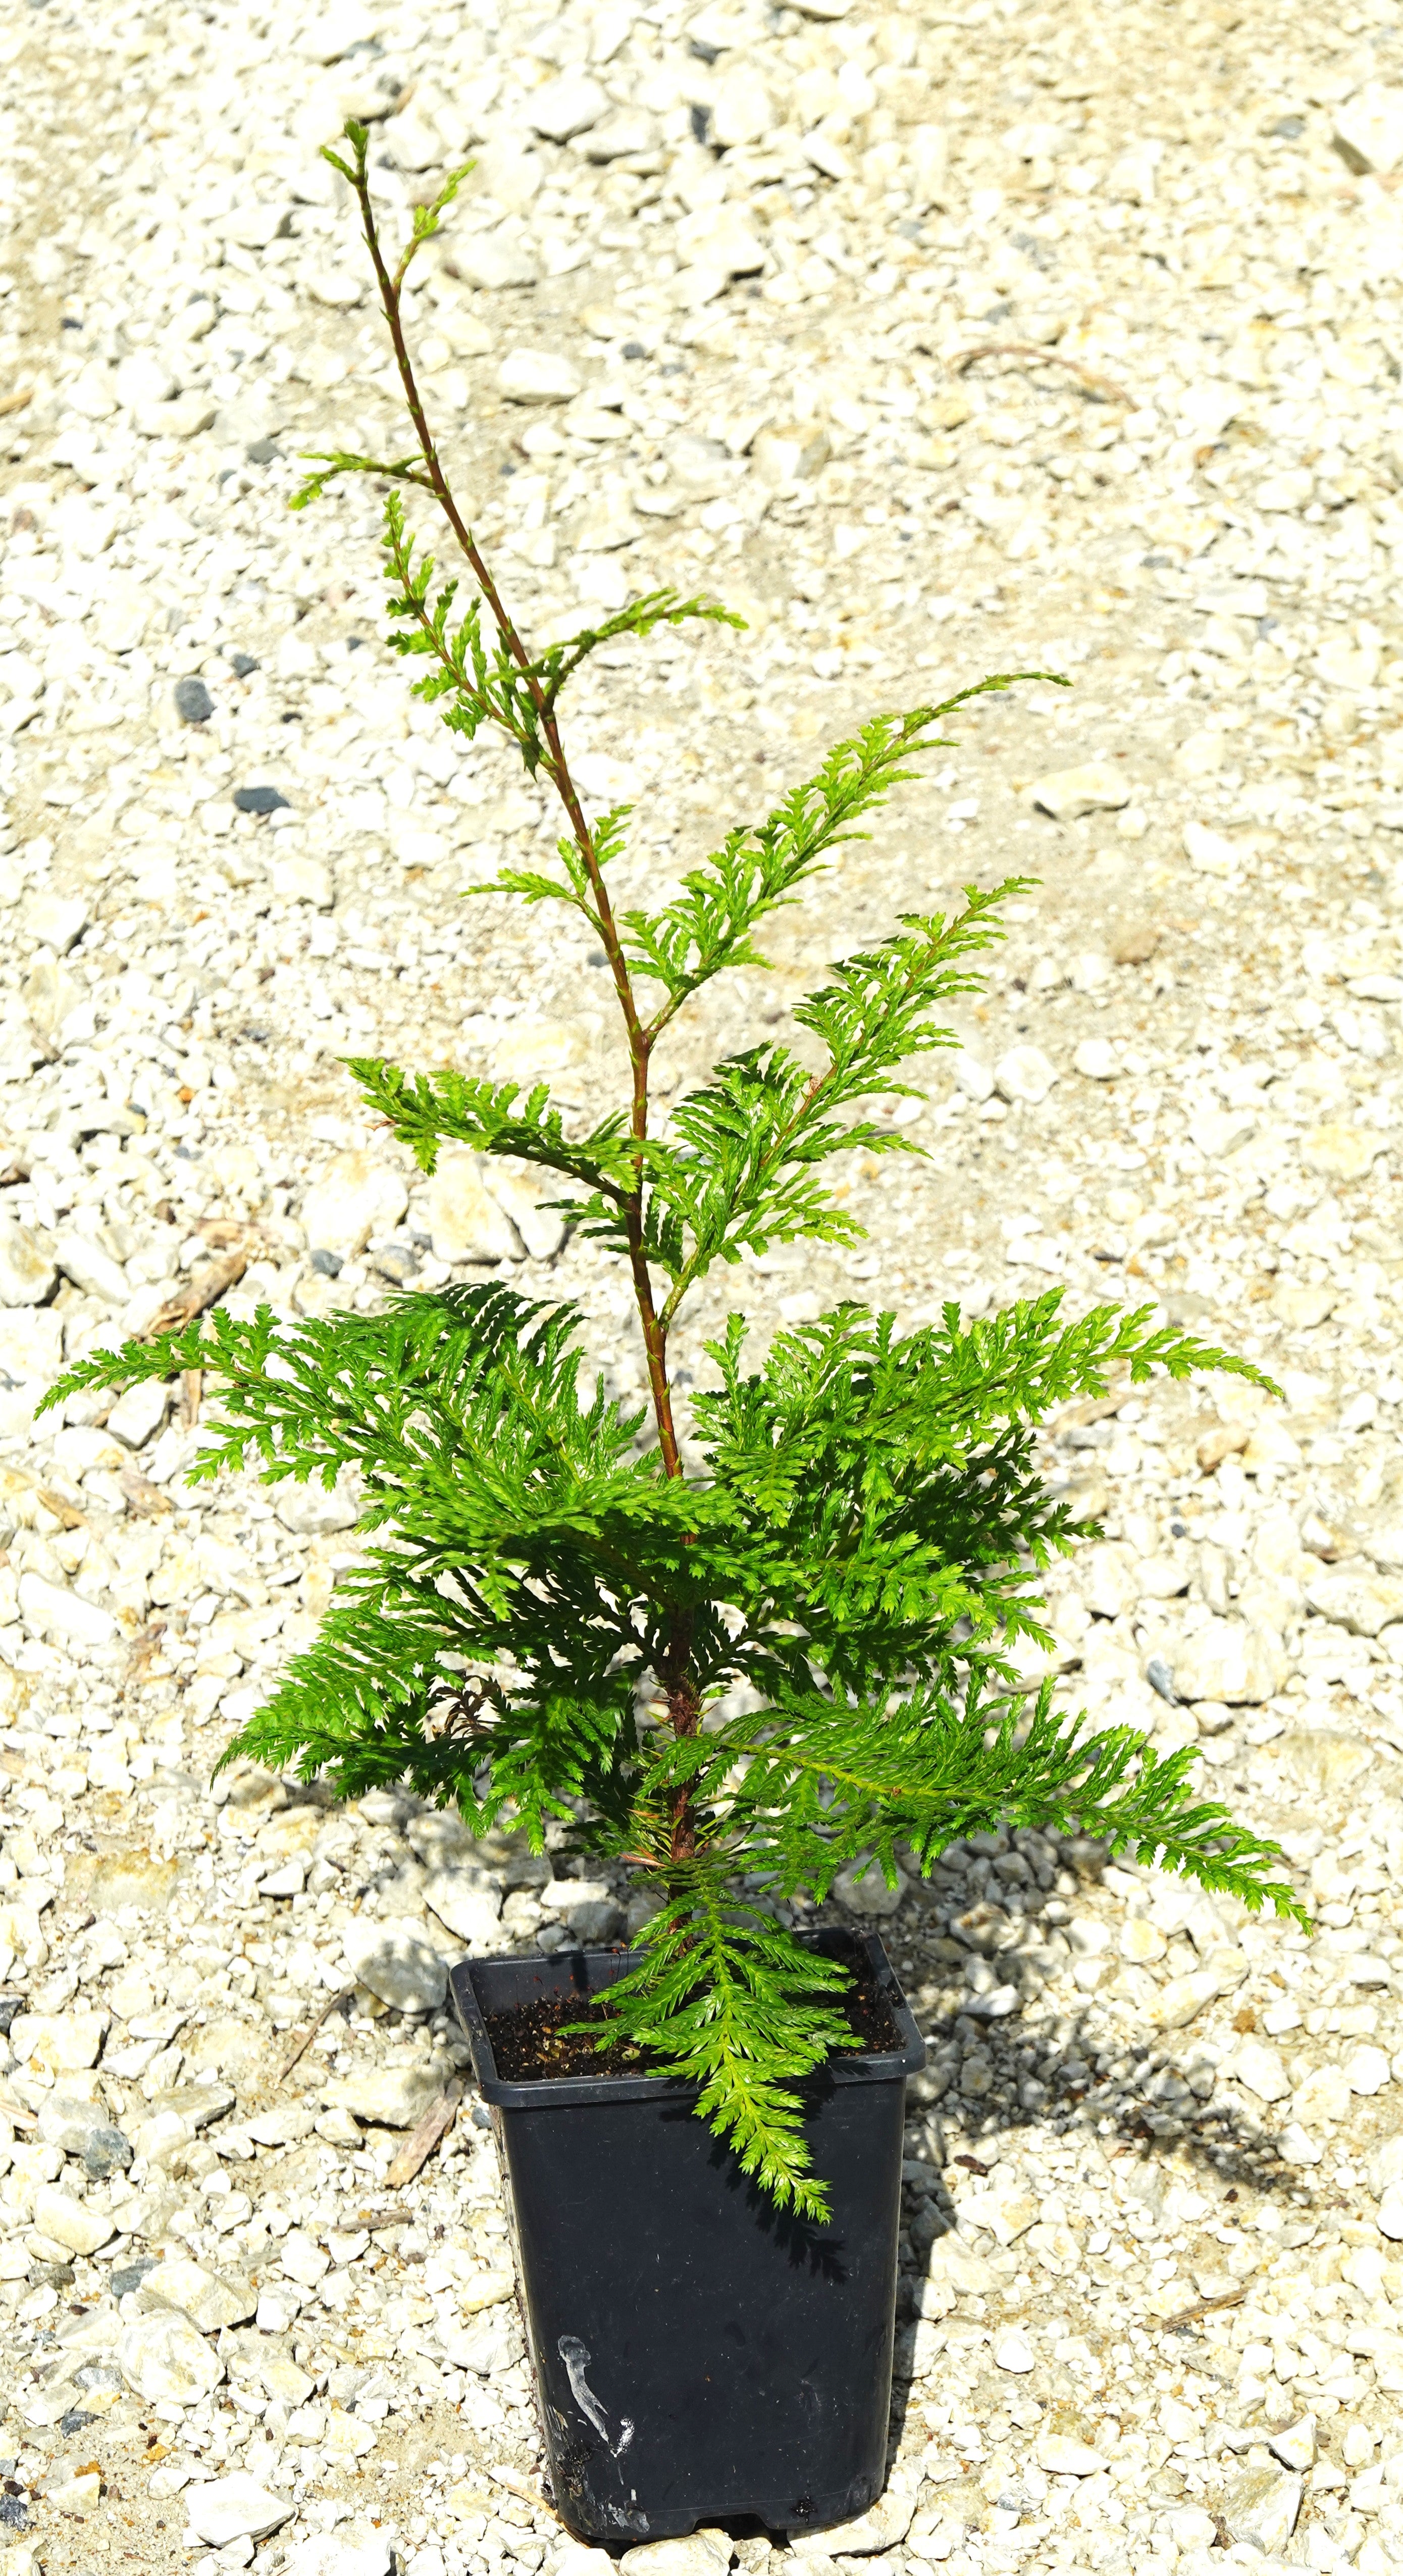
[451,1927,926,2110]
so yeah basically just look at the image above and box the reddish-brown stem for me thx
[352,157,685,1485]
[660,1648,702,1864]
[353,150,700,1848]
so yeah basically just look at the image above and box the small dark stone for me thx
[233,784,290,816]
[621,342,645,361]
[174,676,214,725]
[367,1245,418,1286]
[111,2257,158,2299]
[1146,1655,1177,1705]
[310,1247,343,1278]
[58,2411,95,2440]
[0,1996,24,2035]
[246,436,282,464]
[228,650,259,679]
[689,101,711,141]
[0,2497,26,2530]
[82,2124,133,2180]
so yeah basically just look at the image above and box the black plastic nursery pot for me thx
[450,1929,925,2543]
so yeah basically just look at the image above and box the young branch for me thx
[335,120,684,1477]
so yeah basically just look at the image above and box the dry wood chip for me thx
[142,1248,248,1341]
[385,2078,465,2187]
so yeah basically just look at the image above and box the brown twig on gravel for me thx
[952,341,1130,405]
[385,2077,465,2186]
[1162,2284,1247,2332]
[179,1369,202,1430]
[277,1985,356,2085]
[143,1249,248,1341]
[486,2462,562,2521]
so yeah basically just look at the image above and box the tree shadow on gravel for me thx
[915,2000,1316,2213]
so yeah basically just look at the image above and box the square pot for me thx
[450,1928,924,2541]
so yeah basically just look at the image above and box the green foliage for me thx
[46,125,1307,2219]
[379,494,742,781]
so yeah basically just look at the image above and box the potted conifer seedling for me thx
[49,130,1305,2542]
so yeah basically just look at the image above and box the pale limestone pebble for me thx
[286,2535,394,2576]
[340,1917,448,2011]
[1334,83,1403,175]
[9,2007,107,2070]
[498,349,583,404]
[539,1876,627,1941]
[1170,1618,1286,1705]
[993,1044,1056,1106]
[1300,1122,1387,1182]
[1182,819,1238,878]
[28,2184,115,2256]
[301,1149,409,1259]
[103,1374,169,1447]
[183,2474,295,2547]
[425,1148,523,1265]
[1270,2416,1318,2473]
[831,1856,907,1918]
[1227,2038,1291,2104]
[526,74,609,142]
[752,421,832,486]
[1305,1564,1403,1636]
[457,2267,515,2316]
[786,2489,915,2556]
[437,2306,526,2375]
[480,1157,570,1260]
[1221,2464,1303,2554]
[553,2550,615,2576]
[1072,1036,1117,1080]
[0,1219,55,1307]
[51,1224,128,1304]
[16,1572,120,1652]
[619,2543,732,2576]
[138,2253,256,2331]
[323,2062,444,2129]
[47,2467,101,2519]
[1028,762,1130,821]
[949,1048,994,1103]
[422,1868,503,1946]
[118,2309,225,2402]
[1035,2432,1109,2476]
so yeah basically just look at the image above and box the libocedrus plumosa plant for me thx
[46,127,1305,2218]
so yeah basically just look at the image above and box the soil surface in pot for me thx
[484,1932,904,2081]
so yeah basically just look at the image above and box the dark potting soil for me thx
[485,1936,904,2083]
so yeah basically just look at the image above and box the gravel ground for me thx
[4,0,1403,2571]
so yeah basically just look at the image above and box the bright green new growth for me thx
[47,127,1305,2220]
